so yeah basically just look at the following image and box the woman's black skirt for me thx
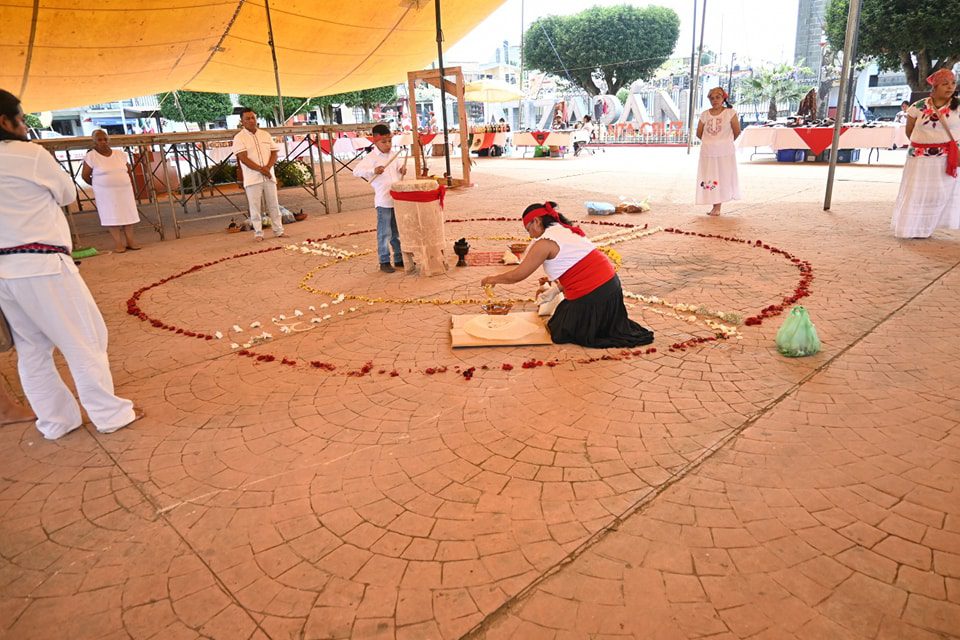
[547,275,654,348]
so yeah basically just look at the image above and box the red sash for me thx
[556,249,615,300]
[912,141,959,177]
[389,185,446,208]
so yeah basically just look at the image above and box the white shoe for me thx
[42,422,83,441]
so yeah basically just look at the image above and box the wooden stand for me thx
[407,67,471,188]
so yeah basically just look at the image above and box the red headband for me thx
[927,69,956,87]
[522,202,585,237]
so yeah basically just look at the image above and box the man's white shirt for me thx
[0,140,77,278]
[232,128,279,186]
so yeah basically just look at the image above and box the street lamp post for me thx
[728,53,736,97]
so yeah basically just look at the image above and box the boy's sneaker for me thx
[380,263,396,273]
[394,261,404,268]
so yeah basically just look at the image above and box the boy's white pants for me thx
[244,180,284,237]
[0,261,134,438]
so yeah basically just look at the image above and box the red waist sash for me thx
[389,184,446,208]
[911,141,958,177]
[556,249,615,300]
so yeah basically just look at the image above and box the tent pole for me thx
[823,0,861,211]
[264,0,291,157]
[686,0,699,154]
[689,0,707,153]
[434,0,453,186]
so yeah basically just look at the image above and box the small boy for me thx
[352,124,406,273]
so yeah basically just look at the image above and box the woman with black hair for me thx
[0,89,141,439]
[480,202,654,348]
[891,69,960,238]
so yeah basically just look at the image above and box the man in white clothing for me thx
[233,107,285,242]
[352,124,406,272]
[0,89,139,440]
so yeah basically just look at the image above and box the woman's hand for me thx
[480,275,497,286]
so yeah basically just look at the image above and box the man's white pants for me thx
[0,261,134,438]
[244,180,284,237]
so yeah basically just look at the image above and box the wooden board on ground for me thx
[451,312,553,348]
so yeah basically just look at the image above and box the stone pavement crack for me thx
[461,254,960,640]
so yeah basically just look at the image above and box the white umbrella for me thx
[463,79,525,103]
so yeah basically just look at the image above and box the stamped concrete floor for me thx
[1,148,959,640]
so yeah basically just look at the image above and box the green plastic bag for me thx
[775,306,821,357]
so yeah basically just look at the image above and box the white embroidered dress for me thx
[696,108,741,205]
[891,99,960,238]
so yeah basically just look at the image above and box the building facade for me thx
[794,0,829,74]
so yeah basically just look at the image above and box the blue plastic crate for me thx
[776,149,806,162]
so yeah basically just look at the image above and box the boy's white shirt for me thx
[353,147,404,207]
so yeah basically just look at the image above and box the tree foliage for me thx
[237,95,322,125]
[825,0,960,91]
[158,91,232,130]
[523,5,680,96]
[240,86,398,124]
[25,113,43,129]
[740,64,812,121]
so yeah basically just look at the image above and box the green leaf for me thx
[523,5,680,96]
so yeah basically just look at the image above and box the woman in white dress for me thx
[891,69,960,239]
[81,129,141,252]
[696,87,742,216]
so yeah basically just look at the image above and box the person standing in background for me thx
[232,107,285,242]
[696,87,741,216]
[81,129,141,253]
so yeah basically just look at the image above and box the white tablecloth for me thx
[513,132,572,147]
[738,125,910,152]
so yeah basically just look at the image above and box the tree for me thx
[237,94,321,125]
[825,0,960,92]
[25,113,43,129]
[523,5,680,97]
[338,86,399,121]
[158,90,232,130]
[740,64,812,121]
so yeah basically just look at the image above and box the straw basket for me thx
[390,179,448,276]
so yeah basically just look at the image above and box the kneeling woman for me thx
[481,202,654,348]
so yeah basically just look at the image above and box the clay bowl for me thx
[509,243,529,256]
[481,302,513,316]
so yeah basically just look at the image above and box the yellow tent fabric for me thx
[3,0,506,112]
